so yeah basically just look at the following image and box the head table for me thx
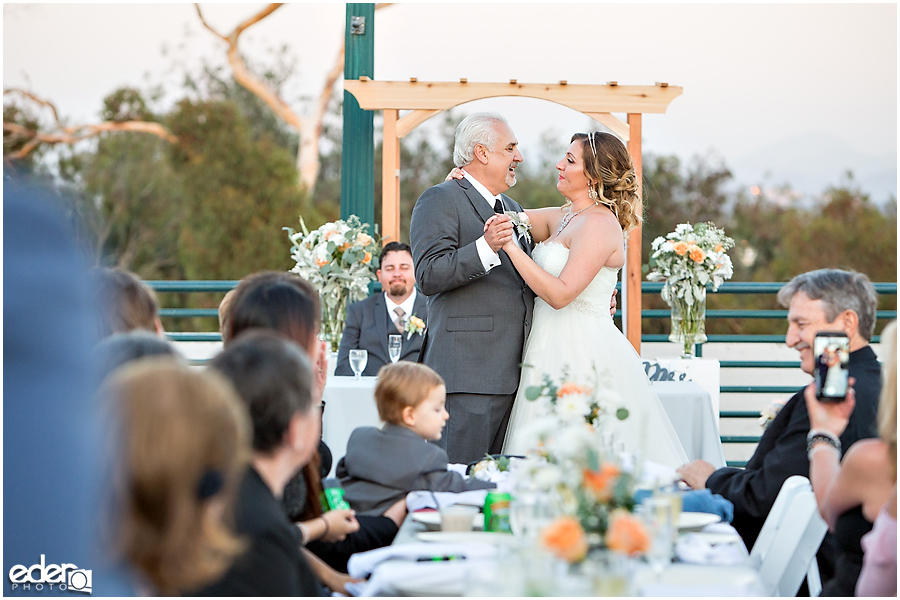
[321,376,725,477]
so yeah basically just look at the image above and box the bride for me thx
[492,131,688,468]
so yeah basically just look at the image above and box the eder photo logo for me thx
[8,555,92,594]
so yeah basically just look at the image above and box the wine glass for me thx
[388,335,402,363]
[348,349,367,380]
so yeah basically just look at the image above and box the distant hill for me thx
[729,132,897,204]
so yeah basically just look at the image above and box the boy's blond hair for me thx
[375,362,445,425]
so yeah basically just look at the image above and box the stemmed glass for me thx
[641,497,675,581]
[349,349,368,380]
[388,335,402,364]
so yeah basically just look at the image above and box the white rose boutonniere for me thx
[405,315,426,340]
[505,211,532,244]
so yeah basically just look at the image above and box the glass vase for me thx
[321,288,350,353]
[664,283,707,358]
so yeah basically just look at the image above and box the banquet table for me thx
[349,507,765,596]
[322,377,725,476]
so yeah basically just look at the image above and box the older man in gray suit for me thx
[409,113,532,465]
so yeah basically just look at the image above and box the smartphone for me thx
[814,332,850,401]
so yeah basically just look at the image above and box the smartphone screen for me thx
[814,332,850,401]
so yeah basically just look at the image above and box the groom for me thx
[410,112,534,465]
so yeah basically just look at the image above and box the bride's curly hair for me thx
[572,132,642,234]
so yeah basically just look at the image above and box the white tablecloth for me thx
[322,377,725,476]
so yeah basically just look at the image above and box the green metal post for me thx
[341,3,375,229]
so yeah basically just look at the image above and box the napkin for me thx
[346,541,497,578]
[448,462,468,477]
[675,529,747,566]
[348,560,474,597]
[406,489,489,512]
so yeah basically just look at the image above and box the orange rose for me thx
[673,241,689,256]
[606,510,650,556]
[362,251,372,264]
[540,516,588,563]
[715,244,723,252]
[557,382,589,398]
[583,463,620,502]
[688,244,706,263]
[316,258,328,268]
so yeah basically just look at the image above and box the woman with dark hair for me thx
[223,271,404,573]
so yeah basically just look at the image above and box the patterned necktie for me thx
[393,306,406,334]
[493,198,504,214]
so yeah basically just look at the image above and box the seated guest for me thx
[677,269,881,586]
[200,332,330,596]
[102,359,250,595]
[806,321,896,596]
[91,267,164,339]
[336,242,427,376]
[337,362,495,516]
[223,271,399,573]
[93,330,182,383]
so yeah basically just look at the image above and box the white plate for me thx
[415,531,516,545]
[690,531,743,545]
[678,511,721,531]
[411,511,482,530]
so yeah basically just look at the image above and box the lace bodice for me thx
[532,241,618,317]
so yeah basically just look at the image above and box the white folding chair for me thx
[749,475,828,596]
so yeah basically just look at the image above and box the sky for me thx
[3,2,898,200]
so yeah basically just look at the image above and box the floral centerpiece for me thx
[285,215,380,352]
[647,222,735,357]
[510,366,649,562]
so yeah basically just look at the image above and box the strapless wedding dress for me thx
[503,242,688,468]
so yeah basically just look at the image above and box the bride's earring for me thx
[588,184,599,203]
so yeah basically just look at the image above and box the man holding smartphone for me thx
[677,269,882,590]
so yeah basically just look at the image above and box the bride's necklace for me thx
[555,202,596,236]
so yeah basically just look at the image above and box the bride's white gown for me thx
[503,242,689,468]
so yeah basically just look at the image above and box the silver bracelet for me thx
[807,429,841,459]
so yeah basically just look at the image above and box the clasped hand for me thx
[484,214,515,252]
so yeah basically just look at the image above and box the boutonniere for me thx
[758,399,786,430]
[505,211,532,244]
[405,315,426,340]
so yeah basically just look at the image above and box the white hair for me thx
[452,113,509,167]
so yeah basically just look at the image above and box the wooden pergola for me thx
[344,78,682,353]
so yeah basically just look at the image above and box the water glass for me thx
[348,349,367,380]
[388,334,402,363]
[641,497,675,574]
[510,489,559,542]
[587,549,631,596]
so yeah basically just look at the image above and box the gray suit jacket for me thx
[335,293,428,376]
[409,178,534,395]
[335,424,495,516]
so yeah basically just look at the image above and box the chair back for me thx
[749,475,828,596]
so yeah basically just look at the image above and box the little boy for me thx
[336,362,495,516]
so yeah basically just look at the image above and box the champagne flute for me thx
[388,335,402,363]
[349,349,367,380]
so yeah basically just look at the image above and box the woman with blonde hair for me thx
[103,359,250,595]
[806,320,896,596]
[480,132,687,465]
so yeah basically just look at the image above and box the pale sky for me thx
[3,3,897,197]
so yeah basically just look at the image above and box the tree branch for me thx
[4,88,63,128]
[3,120,178,160]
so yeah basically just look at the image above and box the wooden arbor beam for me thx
[344,79,682,352]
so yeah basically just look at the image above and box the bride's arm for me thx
[503,214,622,310]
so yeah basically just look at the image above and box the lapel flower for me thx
[504,211,533,244]
[404,315,426,340]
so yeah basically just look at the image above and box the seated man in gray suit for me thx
[335,242,427,376]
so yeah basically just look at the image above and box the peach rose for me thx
[688,244,706,263]
[606,510,650,556]
[316,258,328,268]
[557,382,589,398]
[541,516,589,563]
[715,243,723,252]
[583,463,620,502]
[673,241,689,256]
[362,251,372,264]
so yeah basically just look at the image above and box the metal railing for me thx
[150,279,897,467]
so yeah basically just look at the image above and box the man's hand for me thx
[484,214,513,252]
[677,459,716,490]
[804,379,856,436]
[609,288,618,317]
